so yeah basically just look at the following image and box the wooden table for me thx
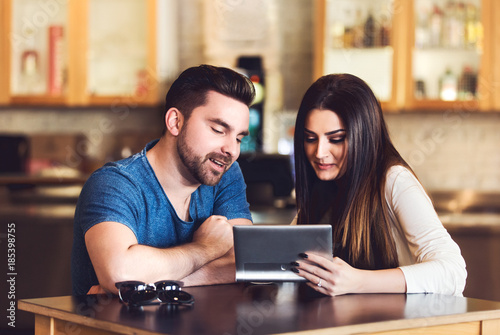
[19,283,500,335]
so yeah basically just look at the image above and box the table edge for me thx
[18,296,500,335]
[18,299,160,335]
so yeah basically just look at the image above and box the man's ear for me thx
[165,108,183,136]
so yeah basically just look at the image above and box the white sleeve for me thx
[386,166,467,295]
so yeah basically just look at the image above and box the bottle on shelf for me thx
[343,27,354,48]
[331,22,345,49]
[352,9,364,48]
[380,14,391,47]
[21,49,39,86]
[455,2,466,48]
[465,3,480,50]
[415,8,430,49]
[439,67,458,101]
[429,4,443,47]
[363,11,376,47]
[458,66,477,101]
[331,4,393,49]
[442,1,464,48]
[19,28,42,95]
[48,25,65,96]
[415,79,426,100]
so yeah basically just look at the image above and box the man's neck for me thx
[146,137,200,201]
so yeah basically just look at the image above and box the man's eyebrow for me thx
[209,118,249,137]
[304,128,346,136]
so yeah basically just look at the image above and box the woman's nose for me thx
[315,139,329,158]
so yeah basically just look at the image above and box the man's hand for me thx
[182,217,252,286]
[192,215,233,260]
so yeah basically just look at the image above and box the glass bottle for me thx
[352,9,364,48]
[363,11,376,47]
[19,28,41,94]
[439,68,458,101]
[465,3,479,49]
[442,1,462,48]
[380,14,391,47]
[48,25,64,96]
[430,4,443,47]
[458,66,477,101]
[415,8,430,49]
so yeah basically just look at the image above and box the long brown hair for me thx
[294,74,413,270]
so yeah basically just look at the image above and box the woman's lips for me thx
[316,162,335,170]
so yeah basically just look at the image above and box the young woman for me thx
[291,74,466,296]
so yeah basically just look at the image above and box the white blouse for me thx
[291,165,467,295]
[386,165,466,295]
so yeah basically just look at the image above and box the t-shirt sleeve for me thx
[74,167,142,238]
[387,166,467,295]
[212,162,252,222]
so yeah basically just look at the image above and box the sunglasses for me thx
[115,280,194,307]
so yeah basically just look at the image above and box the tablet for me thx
[233,224,333,282]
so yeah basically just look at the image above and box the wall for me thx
[177,0,313,152]
[385,111,500,191]
[0,107,164,172]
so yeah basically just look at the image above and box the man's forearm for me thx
[85,245,230,295]
[181,248,236,286]
[93,240,220,293]
[180,218,251,286]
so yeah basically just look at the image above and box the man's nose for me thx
[222,137,239,158]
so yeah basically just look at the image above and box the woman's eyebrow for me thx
[325,129,346,136]
[305,128,345,135]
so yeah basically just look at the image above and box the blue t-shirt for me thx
[71,140,252,295]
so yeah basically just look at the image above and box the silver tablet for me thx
[233,224,333,282]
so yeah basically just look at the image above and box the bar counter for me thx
[19,283,500,335]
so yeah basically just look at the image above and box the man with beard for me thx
[71,65,255,295]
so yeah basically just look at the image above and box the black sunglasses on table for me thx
[115,280,194,307]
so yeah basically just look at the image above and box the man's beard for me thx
[176,131,232,186]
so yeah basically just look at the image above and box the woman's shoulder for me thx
[386,165,415,182]
[385,165,423,196]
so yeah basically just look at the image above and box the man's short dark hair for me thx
[164,65,256,124]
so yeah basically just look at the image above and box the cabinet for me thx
[0,0,157,106]
[314,0,500,112]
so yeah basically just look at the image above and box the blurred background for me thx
[1,0,500,333]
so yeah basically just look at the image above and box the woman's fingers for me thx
[294,262,328,282]
[292,253,353,296]
[292,253,333,293]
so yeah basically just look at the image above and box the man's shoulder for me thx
[89,154,143,182]
[80,151,156,201]
[90,140,157,181]
[103,152,144,173]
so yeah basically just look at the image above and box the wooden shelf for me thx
[0,0,158,107]
[315,0,496,112]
